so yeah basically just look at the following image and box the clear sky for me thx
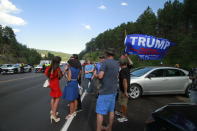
[0,0,176,54]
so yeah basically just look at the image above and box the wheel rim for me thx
[129,86,140,99]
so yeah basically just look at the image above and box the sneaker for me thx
[115,111,122,116]
[117,117,128,123]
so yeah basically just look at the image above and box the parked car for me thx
[34,65,43,73]
[145,103,197,131]
[23,64,32,72]
[129,67,192,99]
[0,64,2,73]
[1,64,21,74]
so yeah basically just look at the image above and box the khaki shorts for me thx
[94,78,101,90]
[118,91,128,107]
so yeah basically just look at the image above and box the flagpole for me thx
[124,29,127,53]
[124,29,127,38]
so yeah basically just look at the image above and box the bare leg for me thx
[121,105,127,117]
[66,101,75,119]
[74,100,78,112]
[106,112,114,131]
[119,104,123,115]
[96,114,104,131]
[51,98,54,115]
[53,98,60,116]
[70,101,75,114]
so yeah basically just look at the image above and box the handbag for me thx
[43,79,49,88]
[78,84,83,95]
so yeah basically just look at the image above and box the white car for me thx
[0,64,3,73]
[23,65,32,72]
[1,64,21,74]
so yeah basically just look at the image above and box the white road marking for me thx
[81,90,86,101]
[61,82,90,131]
[61,91,87,131]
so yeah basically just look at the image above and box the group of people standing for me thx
[44,49,133,131]
[44,54,81,123]
[94,50,133,131]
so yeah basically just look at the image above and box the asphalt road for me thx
[0,72,190,131]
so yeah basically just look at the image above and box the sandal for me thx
[65,114,72,120]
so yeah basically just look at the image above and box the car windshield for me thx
[131,67,153,77]
[14,65,19,67]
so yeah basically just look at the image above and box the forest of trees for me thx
[79,0,197,69]
[0,25,42,64]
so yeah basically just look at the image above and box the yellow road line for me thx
[0,75,43,83]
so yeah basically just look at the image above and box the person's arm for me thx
[89,65,95,73]
[93,69,97,76]
[98,71,104,79]
[78,70,82,80]
[67,69,71,81]
[63,64,69,75]
[58,68,63,79]
[98,61,106,79]
[85,71,89,74]
[125,54,133,66]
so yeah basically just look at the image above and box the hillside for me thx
[0,26,41,64]
[36,49,71,62]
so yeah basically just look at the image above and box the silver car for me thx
[24,65,32,72]
[129,67,192,99]
[1,64,21,74]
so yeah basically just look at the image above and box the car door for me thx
[143,69,166,94]
[164,69,189,93]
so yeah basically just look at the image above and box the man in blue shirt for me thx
[84,60,95,92]
[94,49,119,131]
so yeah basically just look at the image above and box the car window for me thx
[1,65,6,68]
[14,65,20,67]
[7,65,12,67]
[149,69,164,77]
[165,69,186,77]
[178,70,186,76]
[131,67,153,77]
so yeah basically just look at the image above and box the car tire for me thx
[14,69,18,74]
[129,84,142,99]
[185,84,192,97]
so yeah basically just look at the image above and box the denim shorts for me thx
[96,93,116,115]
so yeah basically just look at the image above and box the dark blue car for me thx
[145,103,197,131]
